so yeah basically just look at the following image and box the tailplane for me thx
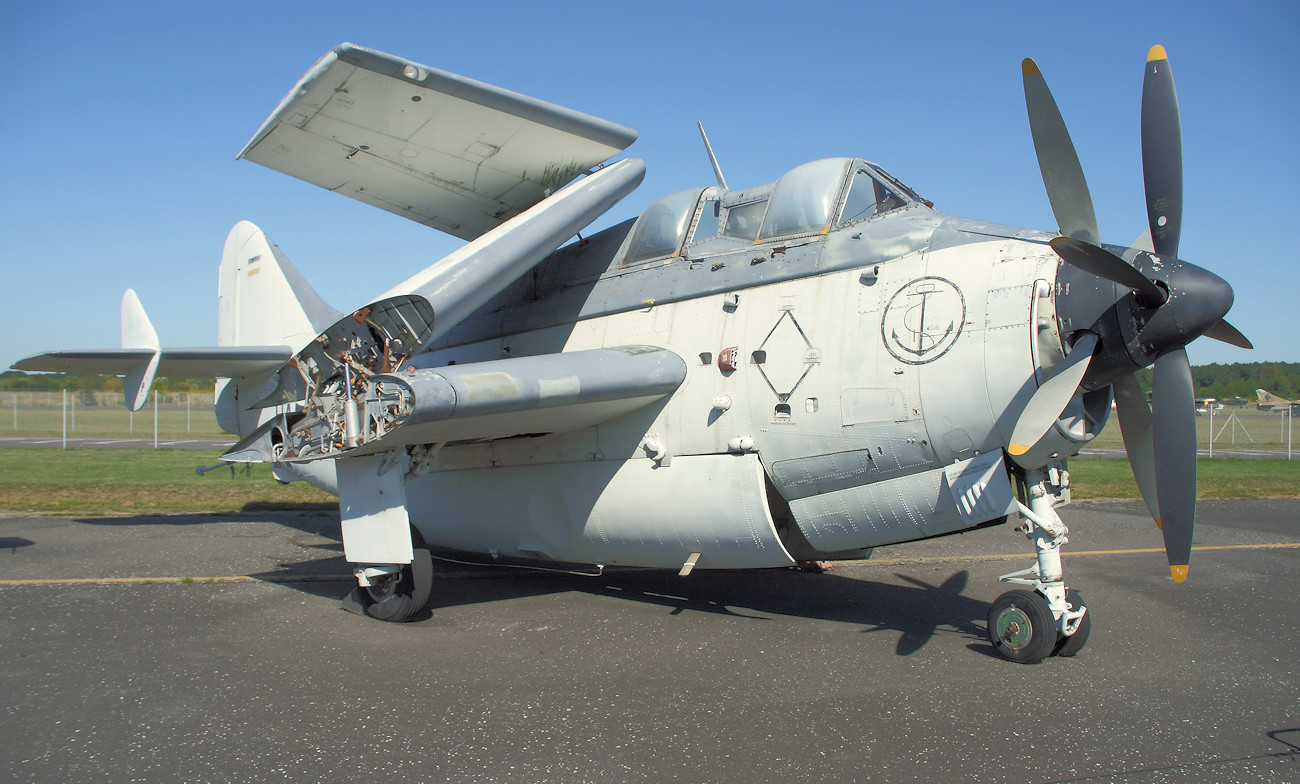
[12,221,335,435]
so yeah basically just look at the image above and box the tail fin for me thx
[217,220,340,348]
[121,289,161,411]
[215,221,341,434]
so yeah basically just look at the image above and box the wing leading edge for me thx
[238,43,638,240]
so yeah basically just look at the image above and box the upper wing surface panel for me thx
[238,43,638,240]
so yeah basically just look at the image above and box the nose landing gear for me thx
[987,464,1090,664]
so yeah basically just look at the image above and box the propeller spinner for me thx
[1013,46,1250,582]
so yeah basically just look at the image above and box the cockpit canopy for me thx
[619,157,929,267]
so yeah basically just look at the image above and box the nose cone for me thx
[1059,250,1235,391]
[1128,255,1233,362]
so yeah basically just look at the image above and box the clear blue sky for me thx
[2,0,1296,371]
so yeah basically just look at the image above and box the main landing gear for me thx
[341,529,434,623]
[987,465,1090,664]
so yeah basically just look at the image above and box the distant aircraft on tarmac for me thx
[1256,389,1300,412]
[14,43,1251,663]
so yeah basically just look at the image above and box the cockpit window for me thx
[759,158,851,241]
[838,168,905,225]
[691,199,721,242]
[722,200,767,241]
[622,188,702,265]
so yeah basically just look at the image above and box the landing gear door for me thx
[337,453,414,564]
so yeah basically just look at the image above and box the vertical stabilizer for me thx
[215,221,341,434]
[217,220,341,348]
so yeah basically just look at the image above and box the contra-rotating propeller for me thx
[1010,47,1251,582]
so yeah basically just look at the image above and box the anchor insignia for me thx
[881,277,966,365]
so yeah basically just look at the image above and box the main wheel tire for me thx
[354,547,433,622]
[987,589,1056,664]
[1052,589,1091,657]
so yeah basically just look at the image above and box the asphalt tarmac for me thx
[2,500,1297,783]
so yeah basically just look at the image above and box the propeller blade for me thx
[1112,374,1160,523]
[1203,319,1253,350]
[1008,332,1099,456]
[1050,236,1167,306]
[1132,227,1154,253]
[1022,59,1100,246]
[1151,347,1197,582]
[1141,45,1184,259]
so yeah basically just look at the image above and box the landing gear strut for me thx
[987,464,1090,663]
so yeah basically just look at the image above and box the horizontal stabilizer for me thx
[11,286,295,411]
[14,346,293,379]
[239,43,638,240]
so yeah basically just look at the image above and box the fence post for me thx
[62,389,67,449]
[154,392,158,449]
[1207,406,1213,459]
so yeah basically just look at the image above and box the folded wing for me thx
[238,43,638,240]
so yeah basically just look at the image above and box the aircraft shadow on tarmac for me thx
[253,552,993,658]
[1,537,35,553]
[70,512,995,657]
[74,510,343,540]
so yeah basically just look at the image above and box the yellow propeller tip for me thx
[1170,564,1188,583]
[1008,443,1030,456]
[1154,517,1163,530]
[1021,58,1039,76]
[1147,45,1168,62]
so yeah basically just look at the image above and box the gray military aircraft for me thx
[15,43,1251,664]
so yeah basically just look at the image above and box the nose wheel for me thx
[988,587,1089,664]
[988,590,1056,663]
[986,464,1091,663]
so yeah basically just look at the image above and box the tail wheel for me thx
[988,589,1056,664]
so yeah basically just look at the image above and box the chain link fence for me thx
[4,390,225,439]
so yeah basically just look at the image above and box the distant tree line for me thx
[1134,362,1300,402]
[0,371,212,394]
[5,362,1299,402]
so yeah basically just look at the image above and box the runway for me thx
[2,500,1297,783]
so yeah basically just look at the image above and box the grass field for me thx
[1066,457,1300,500]
[3,406,227,440]
[0,447,1296,517]
[1087,405,1295,453]
[0,449,334,516]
